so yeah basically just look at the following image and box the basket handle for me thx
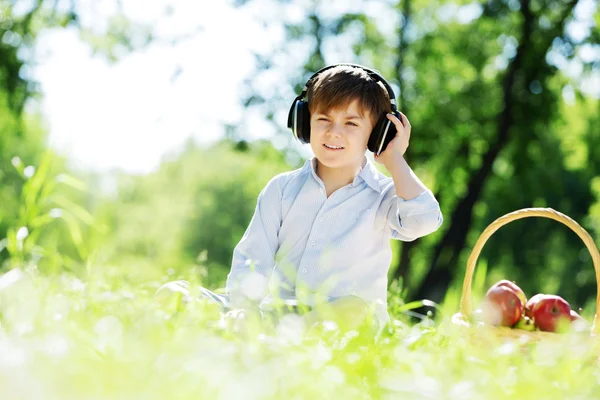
[460,207,600,334]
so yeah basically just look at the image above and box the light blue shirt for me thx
[226,156,443,324]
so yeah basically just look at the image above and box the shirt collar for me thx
[304,156,381,193]
[360,158,382,193]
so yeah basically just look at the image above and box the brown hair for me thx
[307,65,391,125]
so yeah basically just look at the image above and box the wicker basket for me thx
[452,207,600,340]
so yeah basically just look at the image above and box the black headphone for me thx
[287,63,401,156]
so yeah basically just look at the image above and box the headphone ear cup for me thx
[287,98,311,143]
[295,100,311,143]
[368,113,399,155]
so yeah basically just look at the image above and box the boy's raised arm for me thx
[226,176,283,309]
[376,112,443,241]
[386,154,442,241]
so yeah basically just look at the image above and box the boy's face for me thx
[309,99,374,171]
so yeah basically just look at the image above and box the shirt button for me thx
[319,216,323,221]
[302,268,308,273]
[311,240,316,246]
[319,187,323,192]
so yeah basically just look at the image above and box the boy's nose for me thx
[326,124,343,137]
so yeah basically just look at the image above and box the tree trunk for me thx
[391,0,415,285]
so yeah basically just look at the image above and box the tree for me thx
[232,0,600,308]
[0,0,156,271]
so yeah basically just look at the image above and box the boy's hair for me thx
[307,65,391,126]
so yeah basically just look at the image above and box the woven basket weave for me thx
[452,207,600,340]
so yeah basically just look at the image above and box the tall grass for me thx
[1,269,599,399]
[2,152,96,273]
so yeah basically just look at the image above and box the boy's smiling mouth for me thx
[324,144,345,150]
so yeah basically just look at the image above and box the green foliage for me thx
[96,139,291,287]
[0,3,599,394]
[0,150,98,273]
[232,0,600,311]
[79,12,154,62]
[0,0,159,275]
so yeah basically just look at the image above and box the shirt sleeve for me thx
[386,189,443,241]
[226,175,283,309]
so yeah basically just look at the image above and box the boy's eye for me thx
[346,122,358,126]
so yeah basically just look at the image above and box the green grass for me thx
[0,267,599,400]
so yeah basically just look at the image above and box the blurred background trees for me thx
[1,0,599,313]
[229,0,600,312]
[0,0,154,271]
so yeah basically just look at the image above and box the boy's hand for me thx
[374,112,411,168]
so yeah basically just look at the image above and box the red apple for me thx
[492,279,527,307]
[481,285,523,326]
[524,293,545,319]
[531,294,571,332]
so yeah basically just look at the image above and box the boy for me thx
[157,64,442,330]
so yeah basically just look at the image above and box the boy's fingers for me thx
[387,112,409,130]
[386,114,401,131]
[397,112,411,140]
[396,112,411,131]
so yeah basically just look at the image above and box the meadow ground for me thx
[1,266,599,400]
